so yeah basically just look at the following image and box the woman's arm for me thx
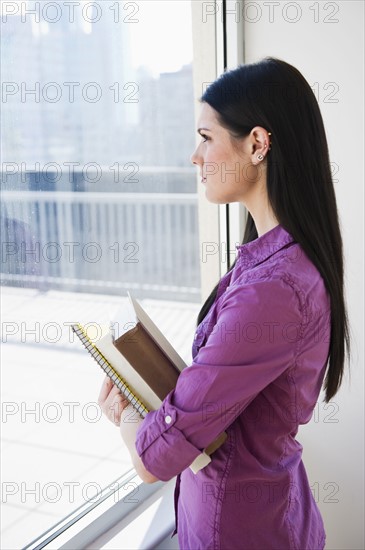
[98,376,159,484]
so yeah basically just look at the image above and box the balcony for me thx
[1,178,200,302]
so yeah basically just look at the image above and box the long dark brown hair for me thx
[196,57,351,403]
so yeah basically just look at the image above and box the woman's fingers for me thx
[97,375,113,406]
[109,392,127,425]
[101,383,121,412]
[98,376,130,425]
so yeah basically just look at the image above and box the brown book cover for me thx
[113,322,180,401]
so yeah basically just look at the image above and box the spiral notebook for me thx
[71,322,151,418]
[71,292,227,474]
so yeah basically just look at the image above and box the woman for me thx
[98,57,351,549]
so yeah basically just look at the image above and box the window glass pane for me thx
[1,1,200,547]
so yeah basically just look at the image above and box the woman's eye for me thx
[200,134,209,142]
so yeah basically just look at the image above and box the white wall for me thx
[241,1,364,548]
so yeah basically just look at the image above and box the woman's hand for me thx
[97,375,159,483]
[98,375,129,426]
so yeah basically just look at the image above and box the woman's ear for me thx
[249,126,270,165]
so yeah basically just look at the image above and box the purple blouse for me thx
[135,223,330,550]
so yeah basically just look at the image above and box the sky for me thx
[1,0,194,78]
[128,1,194,76]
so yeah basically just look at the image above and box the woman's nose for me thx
[190,146,201,166]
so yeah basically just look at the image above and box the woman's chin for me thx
[205,189,227,203]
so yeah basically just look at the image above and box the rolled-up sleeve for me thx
[135,276,303,481]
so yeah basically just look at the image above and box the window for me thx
[0,1,225,547]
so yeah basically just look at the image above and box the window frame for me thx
[220,0,247,272]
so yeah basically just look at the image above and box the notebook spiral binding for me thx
[72,323,150,419]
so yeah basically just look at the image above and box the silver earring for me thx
[257,154,264,161]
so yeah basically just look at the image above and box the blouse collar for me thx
[235,223,296,269]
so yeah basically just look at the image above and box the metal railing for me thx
[1,191,201,301]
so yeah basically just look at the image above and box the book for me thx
[71,291,227,474]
